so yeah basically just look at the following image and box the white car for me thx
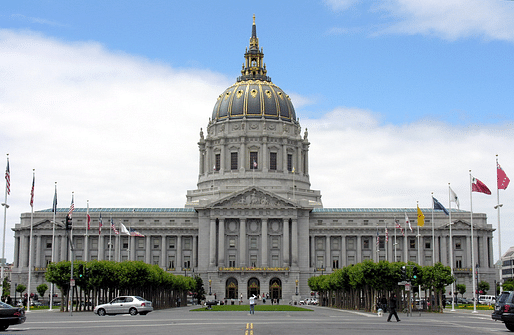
[94,296,153,316]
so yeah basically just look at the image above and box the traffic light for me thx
[78,264,84,278]
[401,266,406,280]
[413,266,418,280]
[65,215,72,230]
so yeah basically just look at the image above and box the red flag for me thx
[472,176,491,195]
[497,163,510,190]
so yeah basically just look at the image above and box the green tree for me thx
[478,280,490,294]
[36,284,48,300]
[193,275,206,304]
[1,278,10,299]
[456,283,466,298]
[15,284,26,297]
[503,279,514,292]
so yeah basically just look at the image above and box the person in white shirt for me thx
[249,294,256,314]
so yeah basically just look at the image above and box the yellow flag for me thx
[417,205,425,227]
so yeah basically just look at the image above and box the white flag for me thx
[120,222,130,235]
[449,187,460,209]
[405,213,412,232]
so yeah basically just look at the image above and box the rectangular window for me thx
[456,256,463,268]
[231,152,238,170]
[153,238,160,249]
[347,255,355,265]
[45,256,52,266]
[269,152,277,170]
[379,236,385,250]
[250,237,258,249]
[287,154,293,172]
[272,237,279,249]
[184,237,192,250]
[122,238,129,249]
[250,255,257,267]
[46,239,52,249]
[215,154,220,171]
[184,256,191,269]
[229,237,236,248]
[76,238,83,249]
[317,256,324,269]
[169,237,176,249]
[152,256,159,265]
[316,238,324,250]
[138,239,145,248]
[250,152,258,169]
[229,255,236,267]
[169,257,175,269]
[271,255,279,267]
[137,255,144,261]
[332,256,339,269]
[332,238,340,250]
[363,238,370,250]
[91,238,98,249]
[425,239,431,249]
[347,238,355,250]
[409,238,416,249]
[455,239,462,249]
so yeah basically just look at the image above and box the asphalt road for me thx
[8,306,508,335]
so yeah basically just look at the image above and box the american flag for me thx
[129,227,145,237]
[253,160,257,168]
[98,213,103,235]
[68,194,75,218]
[29,173,35,207]
[395,219,404,236]
[4,158,10,196]
[111,218,119,235]
[385,227,389,242]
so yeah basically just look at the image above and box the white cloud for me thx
[1,29,513,265]
[327,0,514,41]
[324,0,361,11]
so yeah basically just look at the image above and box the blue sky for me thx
[1,0,514,263]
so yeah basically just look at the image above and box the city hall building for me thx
[10,18,495,302]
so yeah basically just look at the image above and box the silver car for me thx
[94,296,153,316]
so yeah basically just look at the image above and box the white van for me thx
[478,295,496,305]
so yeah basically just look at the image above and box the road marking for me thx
[245,322,253,335]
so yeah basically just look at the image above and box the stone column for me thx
[130,236,136,261]
[13,236,19,268]
[466,235,472,268]
[296,145,301,175]
[218,219,225,266]
[261,219,268,267]
[99,235,104,260]
[145,235,151,264]
[239,219,246,267]
[341,236,346,267]
[325,235,330,270]
[193,235,197,268]
[210,219,216,267]
[61,234,67,262]
[441,236,448,266]
[177,235,182,269]
[291,219,298,266]
[282,140,288,174]
[220,138,225,173]
[356,235,362,263]
[310,236,315,267]
[161,235,166,268]
[240,138,246,172]
[84,233,89,262]
[35,235,41,267]
[262,137,268,172]
[282,219,289,266]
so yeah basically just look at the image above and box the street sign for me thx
[70,279,75,287]
[405,283,411,291]
[398,281,407,285]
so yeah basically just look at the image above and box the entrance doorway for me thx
[247,277,260,298]
[225,277,238,299]
[270,277,282,300]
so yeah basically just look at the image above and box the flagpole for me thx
[404,214,408,263]
[496,154,503,294]
[394,217,397,262]
[431,193,435,265]
[49,182,57,311]
[417,202,421,265]
[27,169,35,312]
[109,215,112,261]
[449,183,455,311]
[469,170,477,313]
[1,154,10,299]
[85,200,89,262]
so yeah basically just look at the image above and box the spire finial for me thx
[253,14,255,25]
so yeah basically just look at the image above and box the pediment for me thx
[33,219,55,229]
[209,187,296,209]
[451,220,470,229]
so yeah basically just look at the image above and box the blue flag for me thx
[433,197,449,215]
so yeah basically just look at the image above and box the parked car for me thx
[492,291,514,332]
[93,296,153,316]
[0,301,26,331]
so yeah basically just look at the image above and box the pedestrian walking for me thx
[249,294,256,314]
[387,294,400,322]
